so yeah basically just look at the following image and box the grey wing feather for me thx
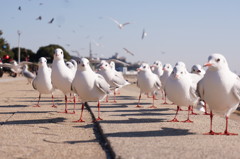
[154,74,162,89]
[23,71,35,79]
[196,78,204,99]
[32,79,37,90]
[95,74,111,94]
[232,76,240,101]
[112,74,127,86]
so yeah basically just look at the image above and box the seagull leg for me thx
[203,111,220,135]
[203,101,210,115]
[113,90,117,103]
[33,94,41,107]
[93,101,103,122]
[136,93,143,108]
[72,95,76,114]
[149,94,157,108]
[221,116,238,135]
[51,94,57,108]
[168,106,180,122]
[58,95,68,113]
[190,105,198,115]
[182,106,193,123]
[73,103,85,122]
[162,92,168,104]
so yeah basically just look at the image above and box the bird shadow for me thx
[105,127,195,138]
[101,108,171,113]
[1,117,66,125]
[0,104,28,108]
[111,112,174,117]
[100,118,165,124]
[43,138,99,144]
[0,111,56,115]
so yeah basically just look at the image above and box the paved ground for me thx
[1,75,240,159]
[0,75,107,159]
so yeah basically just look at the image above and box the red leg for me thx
[220,116,238,135]
[51,94,57,108]
[58,95,68,113]
[93,101,103,122]
[190,105,198,115]
[33,94,41,107]
[182,106,193,123]
[72,95,76,114]
[203,111,220,135]
[136,93,143,108]
[162,92,168,104]
[73,103,85,122]
[113,90,117,103]
[168,106,180,122]
[203,101,210,115]
[149,94,157,108]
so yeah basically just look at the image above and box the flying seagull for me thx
[109,17,130,29]
[18,6,22,11]
[141,29,147,39]
[48,18,54,24]
[123,48,134,56]
[36,16,42,20]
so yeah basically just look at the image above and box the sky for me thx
[1,0,240,73]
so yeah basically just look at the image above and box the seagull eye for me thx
[143,66,146,69]
[216,58,220,62]
[181,72,183,74]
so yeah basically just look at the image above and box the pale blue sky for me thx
[1,0,240,73]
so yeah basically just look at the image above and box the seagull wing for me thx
[122,22,130,26]
[196,78,204,99]
[123,48,134,56]
[232,76,240,101]
[109,17,120,25]
[108,59,130,66]
[95,74,111,94]
[0,63,14,68]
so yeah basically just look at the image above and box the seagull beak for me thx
[174,74,179,79]
[204,63,212,67]
[197,70,201,73]
[136,68,141,71]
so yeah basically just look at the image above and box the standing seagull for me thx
[165,66,199,122]
[51,48,77,113]
[98,60,129,103]
[136,63,162,108]
[22,64,36,84]
[32,57,56,107]
[198,53,240,135]
[109,17,130,29]
[72,58,111,122]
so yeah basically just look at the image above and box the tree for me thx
[0,30,14,59]
[11,47,36,62]
[36,44,71,63]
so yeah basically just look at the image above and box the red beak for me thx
[204,63,212,67]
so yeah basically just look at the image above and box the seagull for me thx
[18,6,21,11]
[51,48,77,114]
[71,58,111,122]
[32,57,56,107]
[136,63,162,108]
[123,48,134,56]
[0,60,32,76]
[151,60,164,78]
[109,17,130,29]
[48,18,54,24]
[165,65,199,122]
[197,53,240,135]
[98,60,130,103]
[22,64,36,84]
[160,63,173,104]
[36,16,42,20]
[141,29,147,39]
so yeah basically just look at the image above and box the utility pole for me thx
[89,42,92,59]
[17,30,21,64]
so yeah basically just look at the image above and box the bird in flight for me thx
[18,6,22,11]
[123,48,134,56]
[48,18,54,24]
[36,16,42,20]
[109,17,130,29]
[141,29,147,40]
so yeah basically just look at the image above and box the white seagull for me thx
[51,48,77,114]
[141,29,147,39]
[32,57,56,107]
[151,60,164,78]
[165,65,199,122]
[109,17,130,29]
[98,60,130,102]
[0,60,32,76]
[198,53,240,135]
[160,63,173,104]
[136,63,162,108]
[71,58,111,122]
[22,64,36,84]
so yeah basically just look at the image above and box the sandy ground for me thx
[0,75,106,159]
[1,74,240,159]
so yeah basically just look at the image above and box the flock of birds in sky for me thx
[3,48,239,136]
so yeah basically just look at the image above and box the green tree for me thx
[36,44,71,63]
[0,30,14,59]
[11,47,36,62]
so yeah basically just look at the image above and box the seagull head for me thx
[38,57,47,67]
[162,64,173,72]
[137,63,150,72]
[171,66,188,80]
[99,61,110,70]
[54,48,64,60]
[109,61,115,70]
[204,53,228,71]
[152,60,162,69]
[175,61,186,68]
[77,58,90,71]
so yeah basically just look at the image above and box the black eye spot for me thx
[105,64,107,67]
[216,58,220,62]
[143,66,146,69]
[181,72,183,74]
